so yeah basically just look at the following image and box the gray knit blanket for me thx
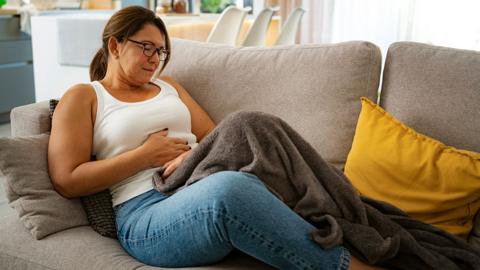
[152,111,480,270]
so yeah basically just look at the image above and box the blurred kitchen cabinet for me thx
[0,15,35,123]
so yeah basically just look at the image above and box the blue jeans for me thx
[115,171,350,269]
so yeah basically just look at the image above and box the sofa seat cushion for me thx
[0,214,273,270]
[345,98,480,237]
[162,39,381,168]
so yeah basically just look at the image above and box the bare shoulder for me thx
[53,83,96,121]
[61,83,96,102]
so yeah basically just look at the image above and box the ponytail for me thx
[89,48,108,81]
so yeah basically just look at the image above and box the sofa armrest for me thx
[10,101,51,137]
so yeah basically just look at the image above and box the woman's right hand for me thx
[138,129,191,168]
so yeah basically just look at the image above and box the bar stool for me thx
[206,6,249,46]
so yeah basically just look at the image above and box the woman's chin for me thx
[144,71,156,80]
[136,73,155,83]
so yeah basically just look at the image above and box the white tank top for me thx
[91,79,198,206]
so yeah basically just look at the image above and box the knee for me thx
[221,111,281,129]
[198,171,264,206]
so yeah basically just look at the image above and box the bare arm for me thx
[48,84,189,198]
[161,76,216,141]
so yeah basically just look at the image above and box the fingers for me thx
[163,166,172,178]
[151,132,188,146]
[162,161,176,178]
[150,129,188,145]
[164,160,172,167]
[157,130,168,136]
[175,144,191,151]
[170,137,189,145]
[171,149,188,161]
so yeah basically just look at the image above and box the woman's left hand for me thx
[162,149,192,178]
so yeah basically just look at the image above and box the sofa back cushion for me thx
[162,39,381,168]
[10,100,51,137]
[380,42,480,153]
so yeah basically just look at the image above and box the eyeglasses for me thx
[126,38,169,61]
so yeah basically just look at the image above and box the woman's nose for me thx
[149,52,160,64]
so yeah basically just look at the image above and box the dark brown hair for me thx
[89,6,171,81]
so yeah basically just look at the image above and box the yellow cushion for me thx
[345,97,480,237]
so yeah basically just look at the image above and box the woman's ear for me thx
[107,37,120,59]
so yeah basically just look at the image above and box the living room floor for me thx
[0,123,15,218]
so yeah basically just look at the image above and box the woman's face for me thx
[117,23,166,84]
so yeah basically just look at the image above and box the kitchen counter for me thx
[0,8,19,15]
[0,14,35,123]
[35,10,225,28]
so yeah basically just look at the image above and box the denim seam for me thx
[221,211,319,270]
[337,248,351,270]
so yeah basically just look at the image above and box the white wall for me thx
[31,14,98,102]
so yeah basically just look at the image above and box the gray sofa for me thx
[1,39,479,269]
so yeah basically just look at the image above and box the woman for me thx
[48,6,380,270]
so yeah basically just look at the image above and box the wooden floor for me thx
[0,123,14,218]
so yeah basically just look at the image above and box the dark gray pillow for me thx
[0,133,89,239]
[80,189,117,238]
[49,99,117,239]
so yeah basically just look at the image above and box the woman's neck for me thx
[101,67,145,93]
